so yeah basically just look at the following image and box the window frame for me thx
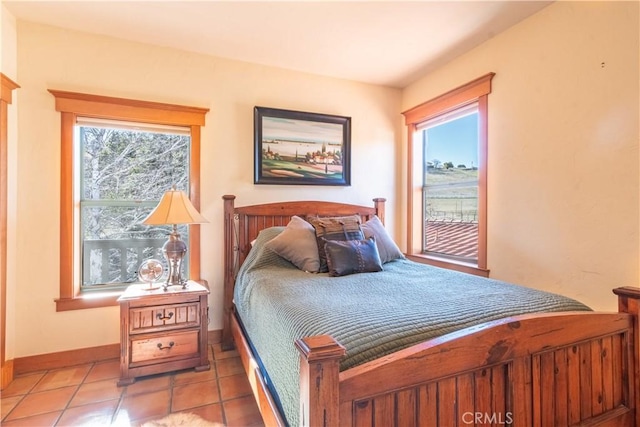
[77,121,191,291]
[402,73,494,277]
[49,90,208,311]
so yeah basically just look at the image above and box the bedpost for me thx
[373,197,386,224]
[222,195,236,351]
[295,335,346,427]
[613,286,640,427]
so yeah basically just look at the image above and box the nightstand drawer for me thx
[117,281,210,386]
[130,302,200,334]
[131,330,199,363]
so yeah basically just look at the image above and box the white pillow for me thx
[264,216,320,272]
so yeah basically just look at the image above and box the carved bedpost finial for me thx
[373,197,386,224]
[295,335,346,427]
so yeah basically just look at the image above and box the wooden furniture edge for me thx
[295,335,345,427]
[338,312,631,396]
[117,282,211,386]
[297,309,637,426]
[231,310,286,427]
[222,195,236,350]
[614,286,640,427]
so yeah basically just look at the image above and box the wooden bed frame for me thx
[222,195,640,427]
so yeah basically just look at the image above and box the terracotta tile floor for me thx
[1,344,264,426]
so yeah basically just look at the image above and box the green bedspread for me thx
[234,227,591,426]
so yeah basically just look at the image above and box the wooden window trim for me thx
[49,90,209,311]
[402,73,494,275]
[1,73,19,387]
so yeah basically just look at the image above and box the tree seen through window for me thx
[79,124,190,288]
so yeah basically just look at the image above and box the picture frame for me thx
[254,106,351,186]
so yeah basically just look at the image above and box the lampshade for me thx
[141,188,207,290]
[142,189,208,225]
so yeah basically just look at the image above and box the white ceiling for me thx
[3,0,552,88]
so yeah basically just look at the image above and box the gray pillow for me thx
[361,216,404,263]
[264,216,320,272]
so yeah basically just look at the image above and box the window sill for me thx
[55,292,121,311]
[406,253,490,277]
[54,279,208,311]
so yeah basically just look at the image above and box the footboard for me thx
[297,288,640,427]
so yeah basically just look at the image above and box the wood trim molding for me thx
[14,344,120,375]
[1,74,19,104]
[1,359,14,389]
[11,329,221,376]
[189,125,202,281]
[406,254,490,277]
[50,90,209,311]
[402,73,494,271]
[476,95,489,269]
[402,73,495,125]
[48,90,209,126]
[58,112,75,302]
[1,73,19,390]
[208,329,221,344]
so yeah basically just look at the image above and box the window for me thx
[420,104,479,263]
[78,120,190,290]
[402,73,494,276]
[49,90,208,310]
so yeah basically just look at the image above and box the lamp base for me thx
[162,281,189,291]
[162,227,188,291]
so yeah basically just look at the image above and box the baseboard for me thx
[14,344,120,375]
[13,329,223,376]
[208,329,221,344]
[1,359,14,389]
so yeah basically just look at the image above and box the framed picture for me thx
[254,106,351,186]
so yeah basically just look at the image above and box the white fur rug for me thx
[141,412,223,427]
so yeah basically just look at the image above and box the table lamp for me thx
[142,187,208,289]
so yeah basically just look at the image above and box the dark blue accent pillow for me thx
[323,237,383,277]
[307,215,364,273]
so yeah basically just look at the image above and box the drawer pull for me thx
[157,341,175,350]
[156,312,174,321]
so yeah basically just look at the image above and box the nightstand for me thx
[117,280,210,386]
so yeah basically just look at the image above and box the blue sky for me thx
[425,113,478,167]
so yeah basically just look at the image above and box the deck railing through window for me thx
[82,238,167,288]
[423,187,478,261]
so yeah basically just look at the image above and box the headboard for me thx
[221,195,386,348]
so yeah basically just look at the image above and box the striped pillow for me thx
[307,215,364,273]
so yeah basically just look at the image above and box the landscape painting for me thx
[254,106,351,185]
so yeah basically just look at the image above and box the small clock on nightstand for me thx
[116,280,210,386]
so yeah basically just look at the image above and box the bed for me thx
[222,195,640,427]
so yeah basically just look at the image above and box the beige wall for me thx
[12,21,401,357]
[1,4,18,362]
[402,1,639,311]
[1,4,17,75]
[8,0,639,358]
